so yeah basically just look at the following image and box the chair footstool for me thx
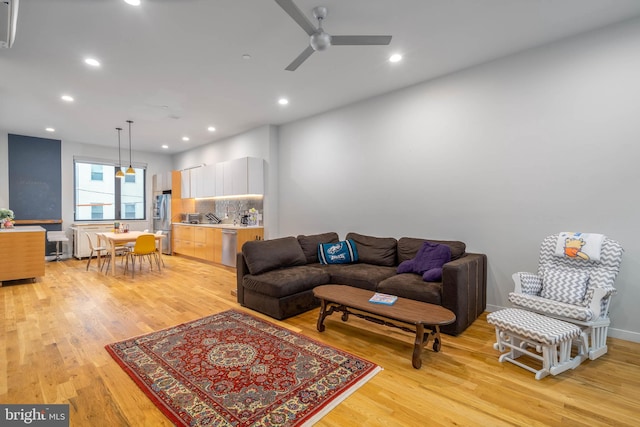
[487,308,585,380]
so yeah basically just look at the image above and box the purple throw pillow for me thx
[396,241,451,281]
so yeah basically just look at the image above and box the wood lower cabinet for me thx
[237,228,264,253]
[194,228,215,262]
[172,225,262,265]
[0,226,46,284]
[173,225,194,257]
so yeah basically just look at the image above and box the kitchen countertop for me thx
[172,222,263,230]
[0,226,46,233]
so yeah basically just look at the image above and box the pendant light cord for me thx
[126,120,135,174]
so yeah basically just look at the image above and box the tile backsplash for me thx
[194,197,263,225]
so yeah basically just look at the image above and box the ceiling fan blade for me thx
[331,35,393,46]
[285,45,315,71]
[275,0,316,36]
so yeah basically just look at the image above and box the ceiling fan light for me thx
[310,32,331,51]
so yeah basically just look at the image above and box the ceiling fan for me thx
[275,0,392,71]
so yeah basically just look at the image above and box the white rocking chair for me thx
[508,233,623,361]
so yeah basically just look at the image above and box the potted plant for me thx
[0,208,15,229]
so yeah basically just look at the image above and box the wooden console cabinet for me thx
[0,226,46,284]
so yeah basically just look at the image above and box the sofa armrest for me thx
[440,252,487,335]
[236,252,250,305]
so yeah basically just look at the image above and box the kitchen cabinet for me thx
[172,224,261,265]
[0,226,46,284]
[201,164,217,198]
[190,167,204,198]
[180,170,191,199]
[173,224,194,256]
[215,164,224,196]
[193,227,215,262]
[218,157,264,196]
[237,228,264,253]
[152,172,172,194]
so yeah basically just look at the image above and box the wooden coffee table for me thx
[313,284,456,369]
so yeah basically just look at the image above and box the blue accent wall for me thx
[8,134,63,254]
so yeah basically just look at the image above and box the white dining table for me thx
[100,231,164,276]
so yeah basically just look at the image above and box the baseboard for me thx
[485,304,640,344]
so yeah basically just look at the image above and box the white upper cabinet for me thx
[201,164,217,197]
[181,169,191,198]
[180,157,263,198]
[219,157,263,196]
[215,163,225,197]
[246,157,264,195]
[152,171,172,194]
[190,167,204,198]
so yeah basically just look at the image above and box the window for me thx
[74,159,146,221]
[91,205,103,220]
[123,203,136,219]
[91,164,103,181]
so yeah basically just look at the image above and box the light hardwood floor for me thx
[1,256,639,426]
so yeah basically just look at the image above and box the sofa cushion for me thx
[397,241,451,275]
[397,237,466,264]
[422,268,443,282]
[318,240,358,264]
[297,232,339,264]
[377,274,442,305]
[242,237,307,275]
[243,265,330,298]
[345,232,397,267]
[327,263,397,291]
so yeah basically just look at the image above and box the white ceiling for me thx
[2,0,640,154]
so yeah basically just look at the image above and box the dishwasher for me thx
[221,229,238,267]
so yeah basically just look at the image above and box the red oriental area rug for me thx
[105,309,382,426]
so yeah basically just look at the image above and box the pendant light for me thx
[115,127,125,178]
[125,120,135,175]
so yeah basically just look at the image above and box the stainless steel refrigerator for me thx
[153,193,172,255]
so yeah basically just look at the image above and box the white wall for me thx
[276,18,640,340]
[172,124,279,238]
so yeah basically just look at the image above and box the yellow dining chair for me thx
[124,234,161,277]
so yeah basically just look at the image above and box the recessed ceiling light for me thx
[389,54,402,63]
[124,0,141,6]
[161,145,169,149]
[61,95,74,102]
[207,126,216,132]
[45,127,55,132]
[278,98,289,106]
[242,54,252,60]
[182,136,190,141]
[84,57,101,67]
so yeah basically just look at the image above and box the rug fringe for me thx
[300,366,383,426]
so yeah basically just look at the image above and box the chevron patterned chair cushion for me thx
[519,272,543,295]
[508,292,594,321]
[540,268,590,305]
[487,308,581,345]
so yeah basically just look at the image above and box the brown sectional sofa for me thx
[236,232,487,335]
